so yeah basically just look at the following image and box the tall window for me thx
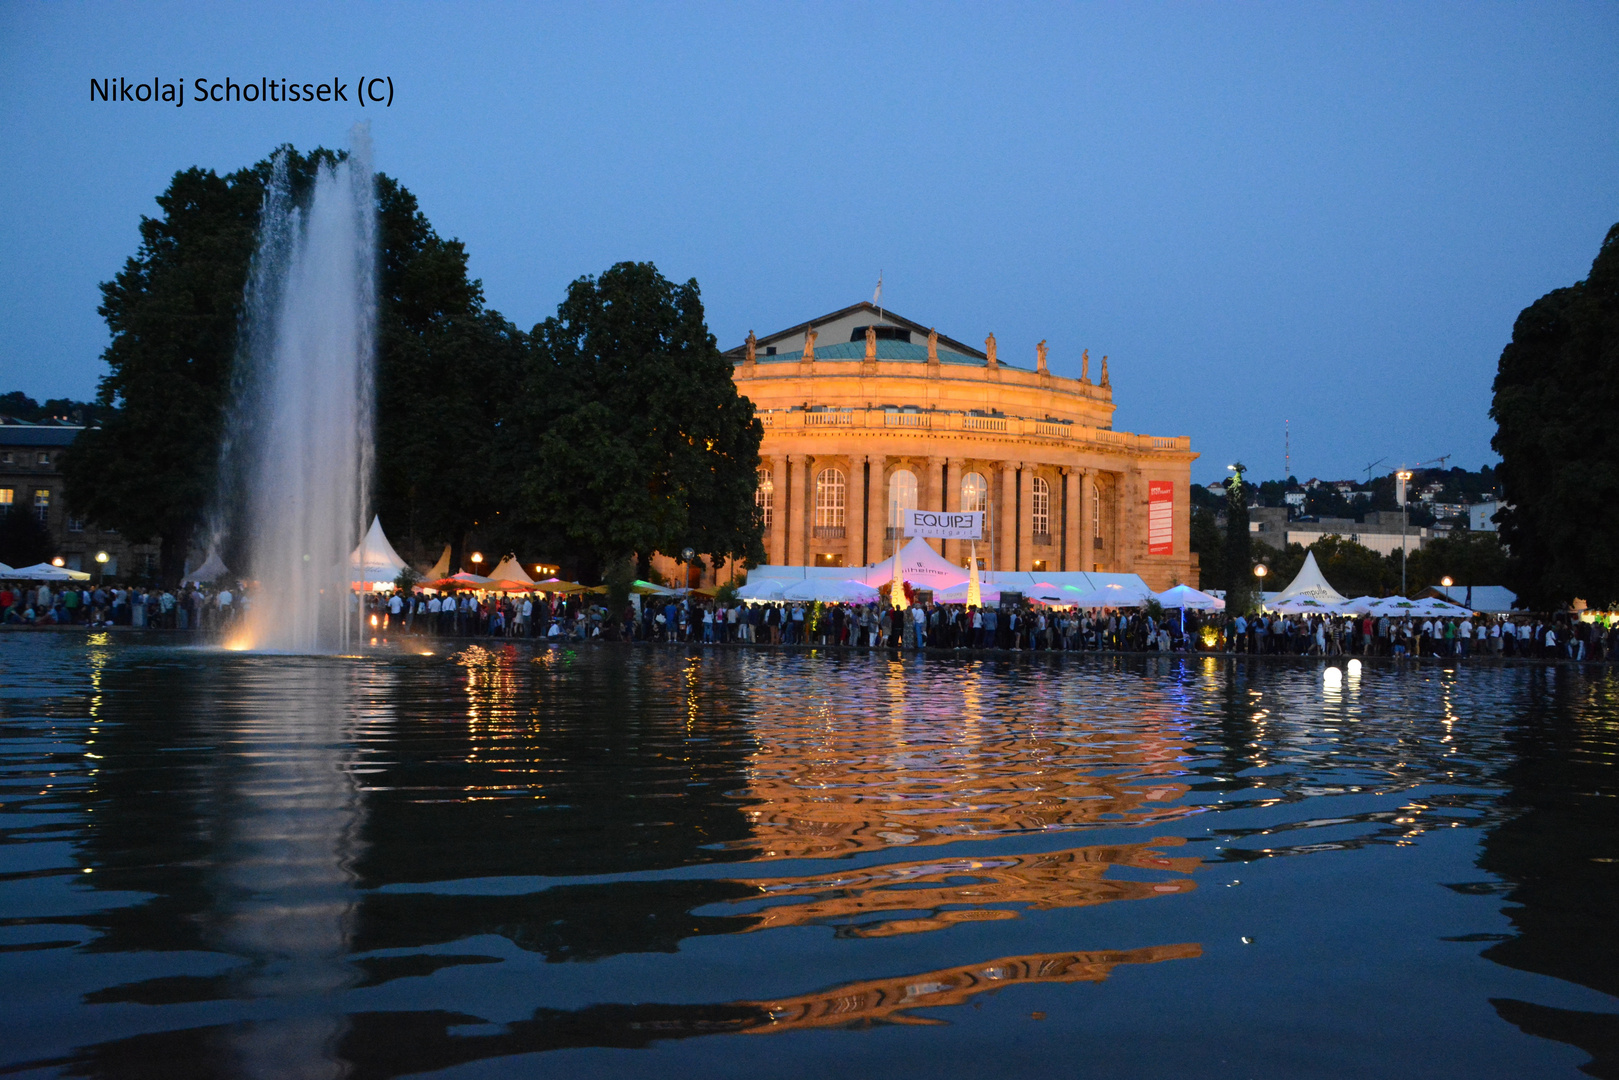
[755,467,774,529]
[1031,476,1050,537]
[888,469,917,526]
[33,488,49,523]
[0,488,12,507]
[815,468,846,528]
[1092,483,1102,537]
[961,471,988,513]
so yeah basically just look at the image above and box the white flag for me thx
[873,273,882,305]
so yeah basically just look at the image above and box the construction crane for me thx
[1362,457,1387,485]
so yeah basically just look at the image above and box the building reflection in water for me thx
[730,660,1193,860]
[727,837,1198,938]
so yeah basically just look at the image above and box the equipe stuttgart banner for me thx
[1148,480,1174,555]
[904,509,983,540]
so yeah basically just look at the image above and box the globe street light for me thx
[94,550,109,585]
[1254,563,1268,611]
[1441,575,1453,588]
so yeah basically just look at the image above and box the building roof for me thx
[751,338,985,366]
[0,422,83,447]
[725,301,991,363]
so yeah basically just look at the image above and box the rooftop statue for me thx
[985,333,998,367]
[927,328,939,363]
[1037,340,1048,373]
[865,324,877,362]
[1081,348,1090,383]
[1100,355,1110,388]
[745,330,757,363]
[802,326,818,361]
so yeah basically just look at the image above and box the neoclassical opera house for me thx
[727,302,1199,590]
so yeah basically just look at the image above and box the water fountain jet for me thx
[225,128,377,652]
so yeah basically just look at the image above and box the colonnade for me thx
[762,453,1120,573]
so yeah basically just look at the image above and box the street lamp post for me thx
[1396,470,1414,595]
[94,550,109,585]
[1254,563,1268,611]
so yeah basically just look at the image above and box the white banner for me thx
[903,509,983,540]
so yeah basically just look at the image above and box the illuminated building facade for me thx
[728,303,1199,589]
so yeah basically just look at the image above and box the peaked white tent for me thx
[183,550,231,584]
[1269,551,1347,606]
[486,554,535,586]
[425,544,452,582]
[350,516,409,586]
[860,537,970,591]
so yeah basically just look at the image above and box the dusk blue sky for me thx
[2,2,1615,484]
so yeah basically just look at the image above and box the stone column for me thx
[998,462,1017,572]
[925,456,945,554]
[769,455,788,565]
[786,454,807,567]
[867,455,888,568]
[1063,467,1080,572]
[1081,469,1098,572]
[847,454,867,569]
[945,456,964,564]
[1017,463,1035,571]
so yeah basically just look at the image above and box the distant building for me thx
[0,420,159,576]
[1470,499,1507,532]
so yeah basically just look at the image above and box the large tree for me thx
[60,163,269,583]
[512,262,765,581]
[1490,222,1619,609]
[62,149,510,584]
[371,175,525,571]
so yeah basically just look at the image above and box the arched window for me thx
[961,471,988,513]
[1092,482,1102,537]
[755,467,773,529]
[1031,476,1051,538]
[815,468,846,528]
[888,468,917,527]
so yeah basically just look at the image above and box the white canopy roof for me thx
[779,578,880,603]
[183,549,231,584]
[7,562,90,582]
[1155,584,1226,611]
[350,516,409,582]
[1067,580,1156,609]
[1270,551,1347,605]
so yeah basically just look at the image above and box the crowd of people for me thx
[1,581,240,630]
[9,579,1616,663]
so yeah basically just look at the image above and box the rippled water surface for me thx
[2,634,1616,1078]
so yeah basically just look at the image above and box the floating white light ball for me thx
[1323,667,1343,686]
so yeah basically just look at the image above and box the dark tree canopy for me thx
[61,161,272,583]
[512,262,764,580]
[1490,222,1619,609]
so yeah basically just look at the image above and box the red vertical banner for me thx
[1147,480,1173,555]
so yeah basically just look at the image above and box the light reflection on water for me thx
[0,636,1616,1078]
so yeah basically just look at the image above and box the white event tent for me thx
[350,516,409,588]
[745,536,1155,606]
[1268,551,1348,608]
[486,554,535,586]
[1155,584,1226,611]
[7,562,90,582]
[183,550,231,584]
